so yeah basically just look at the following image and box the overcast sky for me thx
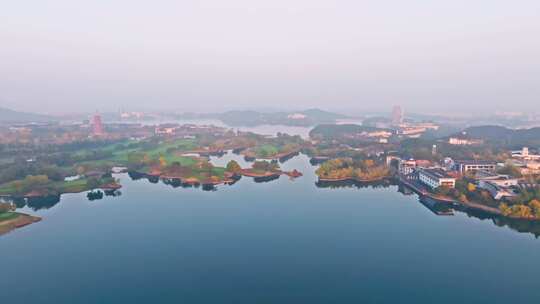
[1,0,539,115]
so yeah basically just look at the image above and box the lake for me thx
[1,153,540,303]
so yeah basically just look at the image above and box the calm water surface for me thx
[1,154,540,303]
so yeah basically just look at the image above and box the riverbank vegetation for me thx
[316,158,390,182]
[431,178,540,220]
[0,174,118,197]
[0,130,310,197]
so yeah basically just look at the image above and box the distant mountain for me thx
[457,125,540,148]
[0,107,55,124]
[215,109,348,127]
[300,108,348,121]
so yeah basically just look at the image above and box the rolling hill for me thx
[0,107,55,124]
[457,125,540,148]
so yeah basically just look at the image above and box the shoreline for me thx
[395,176,540,220]
[317,176,390,183]
[0,212,42,236]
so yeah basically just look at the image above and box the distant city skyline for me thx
[1,1,539,114]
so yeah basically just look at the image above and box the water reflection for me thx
[253,175,281,183]
[105,190,122,197]
[160,177,221,191]
[6,153,540,238]
[493,217,540,238]
[87,190,104,201]
[452,207,540,239]
[312,177,540,238]
[418,196,454,216]
[3,195,62,211]
[315,179,393,189]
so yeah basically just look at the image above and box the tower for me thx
[391,105,403,126]
[92,113,104,136]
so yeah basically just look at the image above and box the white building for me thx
[455,160,497,173]
[512,147,540,161]
[287,113,307,120]
[418,168,456,189]
[398,159,417,175]
[448,137,483,146]
[518,161,540,175]
[478,181,517,200]
[474,171,519,187]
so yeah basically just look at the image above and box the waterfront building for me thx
[418,168,456,189]
[398,159,417,175]
[398,159,434,175]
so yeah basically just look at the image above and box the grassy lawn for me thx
[78,139,199,167]
[0,177,112,196]
[0,138,222,195]
[256,144,279,157]
[55,179,91,193]
[0,212,20,223]
[0,182,19,195]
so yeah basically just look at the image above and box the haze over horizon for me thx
[1,1,539,115]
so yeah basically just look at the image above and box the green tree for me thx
[226,160,242,174]
[498,165,522,178]
[529,199,540,218]
[87,177,101,189]
[510,204,533,218]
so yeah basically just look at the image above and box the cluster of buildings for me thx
[396,156,522,201]
[509,147,540,175]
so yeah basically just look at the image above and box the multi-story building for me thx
[512,147,540,161]
[448,137,483,146]
[92,114,104,136]
[398,159,434,175]
[418,168,456,189]
[398,159,417,175]
[454,160,497,173]
[391,105,403,126]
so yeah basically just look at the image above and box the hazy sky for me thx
[1,0,539,114]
